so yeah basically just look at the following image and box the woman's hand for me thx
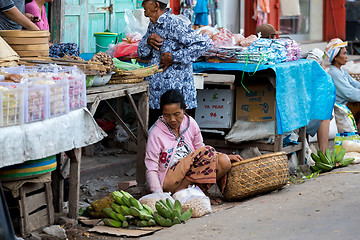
[25,13,40,22]
[160,52,173,71]
[228,154,243,162]
[147,33,163,50]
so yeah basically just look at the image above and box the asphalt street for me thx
[142,164,360,240]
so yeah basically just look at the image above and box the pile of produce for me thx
[100,190,193,228]
[310,148,355,173]
[90,52,115,73]
[109,59,161,84]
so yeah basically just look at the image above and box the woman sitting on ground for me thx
[145,89,242,205]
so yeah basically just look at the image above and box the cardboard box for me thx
[236,83,275,122]
[195,89,234,129]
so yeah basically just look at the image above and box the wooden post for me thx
[45,182,55,225]
[298,126,307,165]
[51,153,64,213]
[136,89,149,187]
[67,148,81,219]
[126,90,148,138]
[18,187,28,237]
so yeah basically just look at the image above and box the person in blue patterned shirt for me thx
[138,0,209,126]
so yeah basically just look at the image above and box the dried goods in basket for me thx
[114,65,162,79]
[350,73,360,81]
[108,76,144,84]
[224,152,289,201]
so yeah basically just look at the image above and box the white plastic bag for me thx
[225,120,275,143]
[342,140,360,153]
[138,192,174,212]
[172,185,212,218]
[344,152,360,164]
[334,103,357,133]
[124,9,148,37]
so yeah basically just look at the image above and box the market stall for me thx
[86,81,149,187]
[0,64,107,236]
[193,59,336,165]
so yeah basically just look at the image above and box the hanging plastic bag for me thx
[124,9,148,38]
[138,192,174,212]
[172,185,212,218]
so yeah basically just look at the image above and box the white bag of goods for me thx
[342,140,360,153]
[138,192,174,212]
[172,185,212,218]
[334,103,357,133]
[343,152,360,164]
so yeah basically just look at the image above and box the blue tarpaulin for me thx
[193,59,336,134]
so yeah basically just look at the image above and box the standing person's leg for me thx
[317,120,330,152]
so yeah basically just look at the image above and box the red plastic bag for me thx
[113,42,139,58]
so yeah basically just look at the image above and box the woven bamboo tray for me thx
[108,76,144,84]
[350,73,360,81]
[224,152,289,200]
[114,65,162,79]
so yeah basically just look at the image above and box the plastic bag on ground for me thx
[138,192,174,212]
[342,140,360,153]
[172,185,212,218]
[344,152,360,163]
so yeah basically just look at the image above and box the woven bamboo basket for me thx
[224,152,289,200]
[350,73,360,81]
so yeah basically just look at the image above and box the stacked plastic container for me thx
[0,65,86,127]
[0,82,25,127]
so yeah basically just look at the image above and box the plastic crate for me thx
[25,84,49,123]
[67,72,86,110]
[0,83,25,127]
[38,66,86,111]
[1,65,39,74]
[47,80,69,118]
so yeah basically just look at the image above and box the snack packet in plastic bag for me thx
[172,185,212,218]
[138,192,174,212]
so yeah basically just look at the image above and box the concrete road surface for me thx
[143,164,360,240]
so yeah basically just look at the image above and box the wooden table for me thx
[0,108,105,225]
[198,70,306,164]
[86,81,149,187]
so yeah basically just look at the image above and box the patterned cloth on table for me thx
[49,43,80,58]
[137,9,209,110]
[235,38,300,65]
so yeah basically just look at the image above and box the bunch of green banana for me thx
[153,198,193,227]
[103,190,156,228]
[310,148,355,173]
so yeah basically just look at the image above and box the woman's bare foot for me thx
[209,197,223,205]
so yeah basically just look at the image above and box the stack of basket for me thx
[350,73,360,81]
[109,65,162,84]
[0,30,50,58]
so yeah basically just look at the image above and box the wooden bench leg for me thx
[67,148,81,219]
[298,126,306,166]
